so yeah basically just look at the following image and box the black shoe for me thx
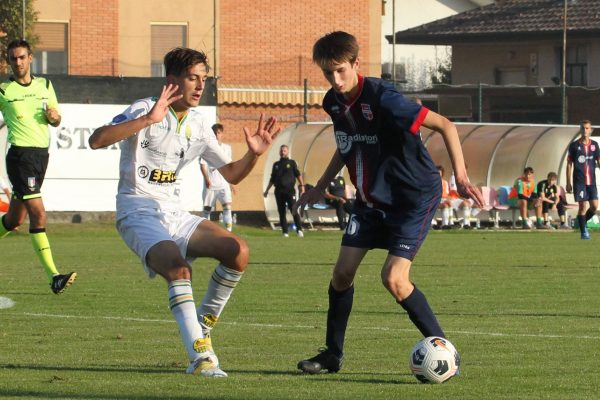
[297,348,343,374]
[50,272,77,294]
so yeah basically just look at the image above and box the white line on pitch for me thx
[18,312,600,340]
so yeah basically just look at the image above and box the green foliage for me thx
[0,0,38,67]
[431,49,452,85]
[0,224,598,399]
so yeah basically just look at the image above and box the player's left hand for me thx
[243,113,281,156]
[45,107,60,125]
[456,178,484,208]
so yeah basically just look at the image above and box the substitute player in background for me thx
[89,47,280,377]
[200,123,235,231]
[295,31,483,374]
[0,39,76,294]
[566,119,600,240]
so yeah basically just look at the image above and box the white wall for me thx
[1,104,216,212]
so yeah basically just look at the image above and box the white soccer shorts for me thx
[116,208,205,278]
[204,186,232,209]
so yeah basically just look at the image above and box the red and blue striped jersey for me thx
[322,75,440,208]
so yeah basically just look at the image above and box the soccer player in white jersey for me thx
[88,48,280,378]
[200,123,235,231]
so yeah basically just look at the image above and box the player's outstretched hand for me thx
[147,84,182,124]
[565,183,573,193]
[243,113,281,156]
[456,179,484,208]
[293,186,325,217]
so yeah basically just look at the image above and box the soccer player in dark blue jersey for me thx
[566,120,600,240]
[294,31,483,374]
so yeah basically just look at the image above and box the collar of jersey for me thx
[168,106,188,134]
[335,74,364,108]
[10,75,34,87]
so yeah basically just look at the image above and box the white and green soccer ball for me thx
[409,336,460,384]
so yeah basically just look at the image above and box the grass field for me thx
[0,223,599,400]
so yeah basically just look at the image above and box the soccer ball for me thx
[409,336,460,384]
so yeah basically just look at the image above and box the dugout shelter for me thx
[263,122,597,229]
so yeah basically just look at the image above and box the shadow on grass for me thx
[0,363,417,387]
[0,389,251,400]
[289,308,600,319]
[0,363,176,375]
[226,368,416,384]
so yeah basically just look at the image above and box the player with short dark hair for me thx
[294,31,483,374]
[508,167,547,229]
[537,172,568,229]
[263,145,305,237]
[566,120,599,240]
[0,38,76,294]
[89,47,280,377]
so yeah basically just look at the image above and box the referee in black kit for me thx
[264,145,305,237]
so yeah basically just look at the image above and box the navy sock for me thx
[325,283,354,358]
[399,286,445,338]
[578,215,587,233]
[584,209,595,221]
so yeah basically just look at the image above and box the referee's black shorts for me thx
[6,145,49,200]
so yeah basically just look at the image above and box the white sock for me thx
[462,207,471,226]
[197,264,243,336]
[471,207,481,217]
[168,279,205,361]
[442,208,450,225]
[222,208,232,230]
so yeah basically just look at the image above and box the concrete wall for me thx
[452,38,600,87]
[118,0,215,77]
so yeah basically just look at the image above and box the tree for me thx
[431,48,452,85]
[0,0,38,73]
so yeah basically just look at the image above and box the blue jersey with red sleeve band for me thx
[567,139,600,186]
[322,75,440,208]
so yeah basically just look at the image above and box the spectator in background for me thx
[508,167,547,229]
[200,123,235,232]
[537,172,569,229]
[324,174,349,230]
[449,170,481,229]
[264,145,305,237]
[437,165,454,229]
[566,120,600,240]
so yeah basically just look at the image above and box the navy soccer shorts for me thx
[573,183,598,202]
[5,146,49,201]
[341,191,441,261]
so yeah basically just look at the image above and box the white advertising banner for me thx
[1,103,215,211]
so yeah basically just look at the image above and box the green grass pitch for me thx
[0,223,598,399]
